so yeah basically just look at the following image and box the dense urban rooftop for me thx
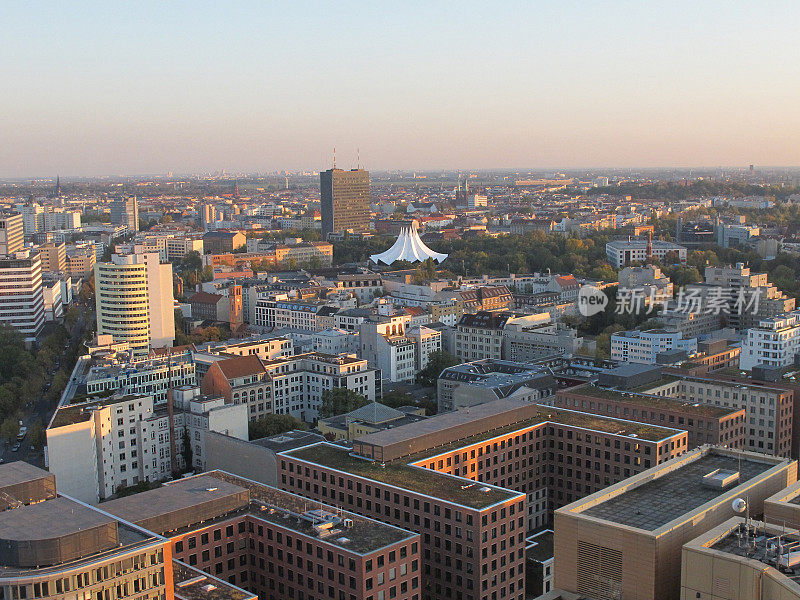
[286,443,521,509]
[580,452,779,531]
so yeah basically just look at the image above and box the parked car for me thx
[11,442,20,452]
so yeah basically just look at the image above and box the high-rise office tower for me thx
[95,252,175,358]
[0,213,24,255]
[110,197,139,231]
[320,168,370,238]
[0,249,45,345]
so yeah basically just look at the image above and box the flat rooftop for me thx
[355,399,678,456]
[51,394,149,428]
[581,452,776,530]
[527,530,554,563]
[286,443,521,509]
[0,461,53,490]
[173,560,256,600]
[101,475,247,529]
[709,522,800,588]
[0,496,115,542]
[567,385,739,418]
[628,374,681,392]
[105,471,415,555]
[209,472,417,554]
[250,430,326,452]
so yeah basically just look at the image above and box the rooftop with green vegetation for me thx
[286,404,681,507]
[285,444,522,509]
[566,384,738,418]
[395,407,680,469]
[628,374,681,393]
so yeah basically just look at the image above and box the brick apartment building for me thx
[553,383,746,450]
[646,369,795,457]
[0,462,187,600]
[276,397,689,600]
[103,472,421,600]
[201,355,273,420]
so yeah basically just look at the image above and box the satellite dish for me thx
[732,498,747,513]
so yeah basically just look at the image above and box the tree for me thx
[381,391,413,409]
[413,258,437,284]
[416,351,461,387]
[182,426,193,473]
[28,421,45,450]
[180,251,203,272]
[64,306,80,332]
[0,419,18,443]
[80,278,95,302]
[588,264,616,282]
[319,388,369,418]
[249,414,307,439]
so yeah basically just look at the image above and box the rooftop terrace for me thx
[581,452,776,531]
[285,444,521,510]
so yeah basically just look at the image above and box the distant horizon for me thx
[4,164,800,182]
[2,2,799,178]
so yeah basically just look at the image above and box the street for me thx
[0,306,92,468]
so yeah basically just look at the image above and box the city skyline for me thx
[2,1,800,177]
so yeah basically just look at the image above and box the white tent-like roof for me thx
[370,221,448,265]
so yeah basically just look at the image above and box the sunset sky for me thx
[2,1,799,176]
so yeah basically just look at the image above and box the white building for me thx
[605,239,687,268]
[739,312,800,371]
[254,299,333,332]
[84,350,197,404]
[165,235,204,261]
[610,329,698,364]
[95,252,175,358]
[359,315,417,383]
[617,264,673,304]
[46,388,247,504]
[261,352,378,421]
[312,328,359,355]
[467,193,488,208]
[0,249,45,345]
[0,213,24,254]
[406,324,442,371]
[42,276,64,321]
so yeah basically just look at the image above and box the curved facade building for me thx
[95,253,174,359]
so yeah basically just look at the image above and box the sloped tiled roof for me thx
[216,355,266,379]
[189,291,224,305]
[555,275,579,289]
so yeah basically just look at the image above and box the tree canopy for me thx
[319,388,369,418]
[416,351,462,387]
[248,414,307,439]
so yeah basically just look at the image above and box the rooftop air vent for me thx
[702,469,740,489]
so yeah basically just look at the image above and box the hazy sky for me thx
[2,1,799,177]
